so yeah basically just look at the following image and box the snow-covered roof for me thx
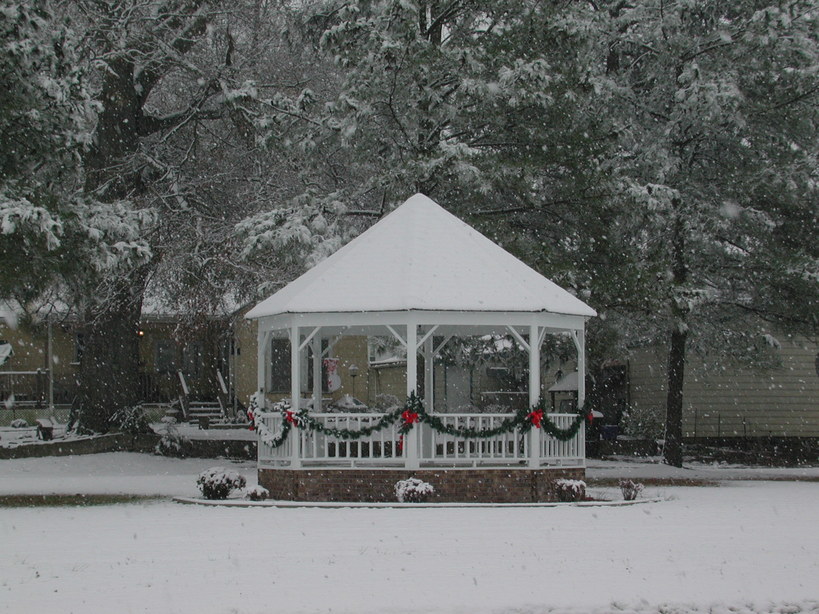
[247,194,596,320]
[548,371,578,393]
[0,342,12,366]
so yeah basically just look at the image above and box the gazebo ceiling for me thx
[246,193,596,324]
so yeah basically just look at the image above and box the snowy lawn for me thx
[1,454,818,614]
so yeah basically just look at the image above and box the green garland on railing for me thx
[297,407,405,439]
[253,392,590,449]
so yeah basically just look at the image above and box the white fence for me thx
[258,411,584,469]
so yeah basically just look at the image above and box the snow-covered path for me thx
[0,453,817,614]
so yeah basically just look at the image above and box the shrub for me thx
[620,404,665,441]
[619,479,644,501]
[245,486,270,501]
[10,418,28,428]
[372,394,401,410]
[553,478,586,502]
[196,467,247,500]
[394,477,435,503]
[154,417,190,457]
[110,405,152,435]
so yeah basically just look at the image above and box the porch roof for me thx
[246,194,596,322]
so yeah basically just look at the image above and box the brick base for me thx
[258,467,585,503]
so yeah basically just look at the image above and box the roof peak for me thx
[246,193,596,319]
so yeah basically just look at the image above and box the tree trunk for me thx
[76,274,147,433]
[664,327,687,467]
[663,200,688,467]
[77,55,147,432]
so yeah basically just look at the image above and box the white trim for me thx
[415,324,439,351]
[298,326,321,352]
[253,309,588,332]
[434,334,453,356]
[385,324,407,347]
[506,325,530,352]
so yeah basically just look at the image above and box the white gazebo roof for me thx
[246,193,596,324]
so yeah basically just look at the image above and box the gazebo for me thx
[246,193,596,502]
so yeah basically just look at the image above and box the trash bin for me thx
[36,418,54,441]
[600,424,619,441]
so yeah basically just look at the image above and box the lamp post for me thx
[348,364,359,397]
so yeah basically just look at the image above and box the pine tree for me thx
[590,0,819,465]
[0,0,89,298]
[241,1,611,284]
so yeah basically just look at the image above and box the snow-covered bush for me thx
[10,418,28,428]
[553,478,586,502]
[620,405,665,441]
[196,467,247,500]
[110,405,152,435]
[245,486,270,502]
[372,394,401,410]
[154,417,190,457]
[619,479,644,501]
[394,477,435,503]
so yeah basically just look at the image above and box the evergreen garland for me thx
[253,392,589,449]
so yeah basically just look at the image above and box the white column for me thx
[405,320,419,469]
[528,324,541,468]
[574,327,587,467]
[256,326,270,397]
[311,333,322,413]
[290,325,302,468]
[423,334,434,412]
[575,329,586,409]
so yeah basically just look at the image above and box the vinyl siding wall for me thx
[628,336,819,438]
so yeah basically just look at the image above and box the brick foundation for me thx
[258,467,585,503]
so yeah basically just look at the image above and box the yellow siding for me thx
[628,336,819,437]
[0,321,79,404]
[232,316,259,405]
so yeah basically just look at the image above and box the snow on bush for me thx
[154,417,190,457]
[553,478,586,502]
[196,467,247,500]
[10,418,28,428]
[394,477,435,503]
[110,405,152,435]
[620,404,665,441]
[245,486,269,501]
[619,479,645,501]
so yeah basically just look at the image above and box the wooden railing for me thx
[258,410,584,469]
[0,370,48,407]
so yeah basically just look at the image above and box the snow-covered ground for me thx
[1,453,818,614]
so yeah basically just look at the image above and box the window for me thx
[270,338,290,392]
[182,342,202,379]
[74,333,85,364]
[155,340,177,374]
[270,338,329,393]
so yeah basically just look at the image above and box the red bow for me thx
[247,409,255,431]
[401,410,419,426]
[586,411,594,424]
[285,410,298,426]
[527,409,544,429]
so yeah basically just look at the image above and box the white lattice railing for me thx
[257,411,584,469]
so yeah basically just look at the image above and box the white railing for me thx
[541,413,585,465]
[258,411,584,469]
[423,413,527,465]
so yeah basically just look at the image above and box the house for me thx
[0,301,229,424]
[626,335,819,440]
